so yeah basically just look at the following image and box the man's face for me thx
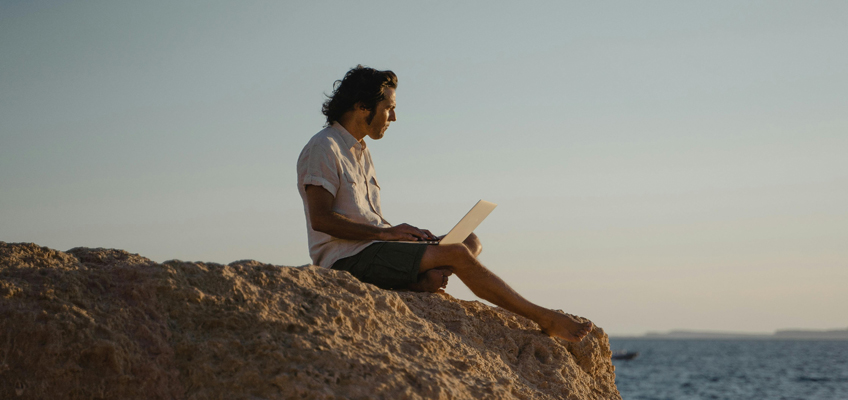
[365,87,396,140]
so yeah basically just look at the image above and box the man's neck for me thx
[336,116,367,144]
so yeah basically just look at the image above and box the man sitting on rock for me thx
[296,65,593,342]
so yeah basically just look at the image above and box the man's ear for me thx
[355,102,370,112]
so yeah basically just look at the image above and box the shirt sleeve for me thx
[300,141,341,197]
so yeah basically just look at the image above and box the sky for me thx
[1,1,846,336]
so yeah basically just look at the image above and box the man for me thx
[297,65,593,342]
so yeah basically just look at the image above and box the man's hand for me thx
[381,223,437,242]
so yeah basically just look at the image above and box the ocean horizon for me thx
[610,327,848,341]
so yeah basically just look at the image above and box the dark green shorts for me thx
[331,242,429,290]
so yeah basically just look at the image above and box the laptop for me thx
[386,200,497,245]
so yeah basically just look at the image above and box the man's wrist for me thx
[376,227,390,241]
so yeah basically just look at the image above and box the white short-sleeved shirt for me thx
[296,123,390,268]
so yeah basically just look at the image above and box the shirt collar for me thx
[331,122,366,157]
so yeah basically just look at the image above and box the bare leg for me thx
[420,244,593,342]
[406,233,479,293]
[407,268,452,293]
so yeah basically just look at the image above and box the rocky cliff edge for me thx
[0,242,619,400]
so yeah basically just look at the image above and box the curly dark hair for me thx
[322,65,397,127]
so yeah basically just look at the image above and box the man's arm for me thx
[305,185,435,241]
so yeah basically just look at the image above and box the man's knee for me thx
[441,244,484,274]
[422,243,475,272]
[463,232,482,257]
[445,243,474,261]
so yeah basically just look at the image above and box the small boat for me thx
[611,351,639,360]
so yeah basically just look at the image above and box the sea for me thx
[608,339,848,400]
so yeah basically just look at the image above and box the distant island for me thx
[613,327,848,340]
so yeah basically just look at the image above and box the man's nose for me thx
[389,110,396,122]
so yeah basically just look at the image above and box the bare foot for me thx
[538,311,594,342]
[407,268,452,293]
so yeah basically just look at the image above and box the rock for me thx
[0,242,620,399]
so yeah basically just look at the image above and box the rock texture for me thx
[0,242,620,399]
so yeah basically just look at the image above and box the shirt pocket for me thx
[342,170,366,209]
[342,170,357,188]
[368,175,382,216]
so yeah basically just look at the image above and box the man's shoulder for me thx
[303,126,344,152]
[297,127,347,175]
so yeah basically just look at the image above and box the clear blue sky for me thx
[2,1,846,335]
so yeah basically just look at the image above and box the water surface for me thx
[609,339,848,400]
